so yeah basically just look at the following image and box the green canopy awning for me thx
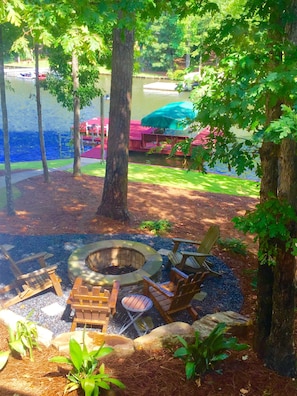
[141,101,197,130]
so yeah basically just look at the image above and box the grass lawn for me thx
[81,162,259,197]
[0,159,259,201]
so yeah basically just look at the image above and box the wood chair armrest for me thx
[180,251,212,258]
[172,238,201,245]
[170,267,189,281]
[143,276,173,298]
[15,252,53,266]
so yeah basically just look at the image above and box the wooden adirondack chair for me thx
[143,268,207,323]
[0,245,63,308]
[67,277,120,332]
[167,225,221,277]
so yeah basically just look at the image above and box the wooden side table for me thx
[119,294,153,336]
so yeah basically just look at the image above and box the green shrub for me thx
[217,237,247,256]
[174,323,248,384]
[50,331,125,396]
[167,69,185,81]
[139,219,172,235]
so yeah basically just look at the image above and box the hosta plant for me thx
[174,322,248,384]
[50,333,125,396]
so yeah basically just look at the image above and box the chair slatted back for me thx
[195,225,220,265]
[69,278,119,332]
[170,272,205,311]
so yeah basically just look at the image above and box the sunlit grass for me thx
[0,159,259,199]
[80,162,259,198]
[0,159,72,171]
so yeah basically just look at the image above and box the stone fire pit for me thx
[68,239,163,287]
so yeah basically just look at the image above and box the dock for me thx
[79,118,209,160]
[143,82,178,92]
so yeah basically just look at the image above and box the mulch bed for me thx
[0,170,296,395]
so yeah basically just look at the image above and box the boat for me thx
[18,71,35,79]
[17,71,47,80]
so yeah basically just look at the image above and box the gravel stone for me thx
[0,233,243,339]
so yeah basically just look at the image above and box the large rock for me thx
[192,311,252,339]
[133,322,195,351]
[52,331,135,356]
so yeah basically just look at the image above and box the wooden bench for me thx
[67,277,120,332]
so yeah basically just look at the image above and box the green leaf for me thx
[185,361,196,379]
[64,382,80,394]
[49,356,72,365]
[173,347,188,358]
[0,351,10,370]
[93,345,114,360]
[107,377,126,389]
[69,338,83,372]
[9,340,26,356]
[211,352,229,362]
[94,379,110,390]
[81,377,96,396]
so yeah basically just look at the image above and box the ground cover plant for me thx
[139,219,172,235]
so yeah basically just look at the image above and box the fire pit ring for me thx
[68,240,163,287]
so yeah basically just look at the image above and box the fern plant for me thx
[174,323,248,383]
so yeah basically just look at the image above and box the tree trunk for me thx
[265,138,297,376]
[72,53,81,177]
[254,1,297,376]
[0,25,14,216]
[253,141,278,356]
[34,43,49,183]
[96,27,134,220]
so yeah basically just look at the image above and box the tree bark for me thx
[254,1,297,376]
[253,141,278,356]
[265,138,297,376]
[34,43,49,183]
[72,52,81,177]
[96,27,134,220]
[0,25,14,216]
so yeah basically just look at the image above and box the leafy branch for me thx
[233,195,297,264]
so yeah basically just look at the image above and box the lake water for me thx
[0,73,258,180]
[0,74,190,163]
